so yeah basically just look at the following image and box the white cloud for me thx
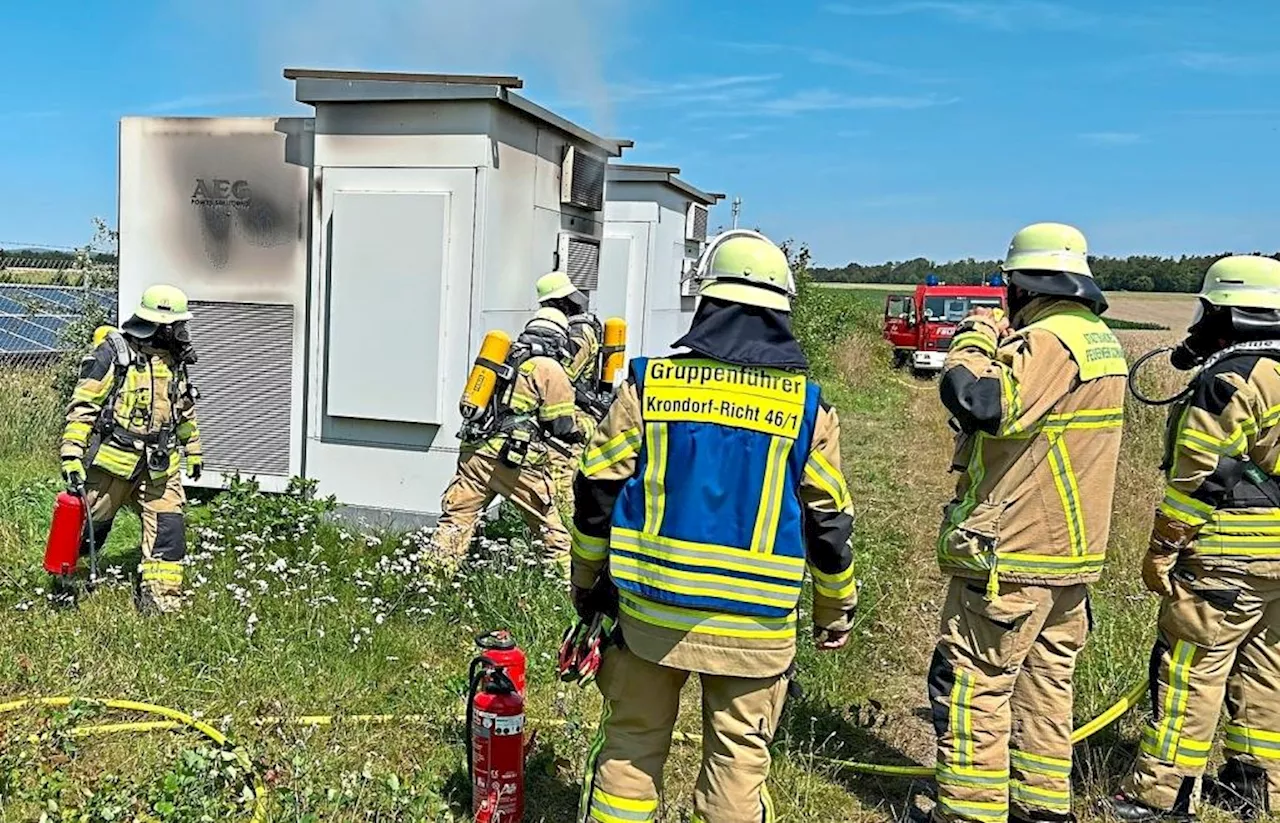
[607,75,779,106]
[1078,132,1145,146]
[753,89,960,116]
[823,1,1090,31]
[718,41,937,82]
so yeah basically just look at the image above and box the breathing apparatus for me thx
[1129,256,1280,406]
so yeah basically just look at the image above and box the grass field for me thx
[0,288,1235,821]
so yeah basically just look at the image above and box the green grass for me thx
[0,288,1228,821]
[1104,317,1168,331]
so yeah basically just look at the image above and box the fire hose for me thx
[0,678,1149,817]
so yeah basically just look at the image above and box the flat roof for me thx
[607,164,724,206]
[285,68,627,157]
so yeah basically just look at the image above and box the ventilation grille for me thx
[561,147,606,211]
[560,234,601,291]
[187,301,293,477]
[686,204,709,242]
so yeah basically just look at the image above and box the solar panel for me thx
[0,284,116,356]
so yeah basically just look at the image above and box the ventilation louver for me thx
[187,301,293,477]
[561,147,606,211]
[559,234,601,291]
[686,203,709,242]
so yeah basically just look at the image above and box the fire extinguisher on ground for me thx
[468,631,527,823]
[43,481,97,601]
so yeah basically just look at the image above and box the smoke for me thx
[225,0,623,131]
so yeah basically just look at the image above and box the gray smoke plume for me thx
[229,0,622,131]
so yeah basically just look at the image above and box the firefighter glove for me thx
[61,458,85,490]
[572,584,593,619]
[187,455,203,482]
[1142,549,1179,598]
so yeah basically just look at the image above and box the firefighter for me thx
[430,307,585,572]
[930,223,1128,823]
[536,271,605,516]
[1107,256,1280,822]
[571,230,858,823]
[60,285,203,615]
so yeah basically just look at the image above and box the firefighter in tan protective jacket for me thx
[929,223,1127,823]
[60,285,203,614]
[571,231,857,823]
[430,308,585,572]
[1107,256,1280,823]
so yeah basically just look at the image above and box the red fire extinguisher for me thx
[475,630,527,696]
[468,638,526,823]
[44,484,96,588]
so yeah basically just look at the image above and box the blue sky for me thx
[1,0,1277,266]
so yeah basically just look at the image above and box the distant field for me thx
[818,282,1196,331]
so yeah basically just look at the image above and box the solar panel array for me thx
[0,284,116,357]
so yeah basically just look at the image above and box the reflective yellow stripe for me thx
[582,428,643,476]
[937,764,1009,788]
[810,563,857,600]
[952,330,996,355]
[950,669,975,767]
[641,423,668,534]
[175,420,198,441]
[1046,433,1087,555]
[571,524,608,562]
[1178,427,1246,457]
[92,444,142,477]
[141,561,183,584]
[1152,640,1196,760]
[1160,487,1215,526]
[541,401,576,419]
[938,550,1104,577]
[804,451,851,510]
[1225,724,1280,760]
[589,788,658,823]
[1206,510,1280,531]
[63,421,93,445]
[610,554,800,610]
[939,432,988,557]
[937,796,1008,823]
[511,390,538,413]
[1011,749,1071,778]
[750,436,792,554]
[1010,781,1071,810]
[999,368,1023,435]
[1044,408,1125,429]
[1190,534,1280,557]
[579,701,612,819]
[611,528,806,578]
[618,593,796,640]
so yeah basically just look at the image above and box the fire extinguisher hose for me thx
[0,678,1148,816]
[0,696,267,823]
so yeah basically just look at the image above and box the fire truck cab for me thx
[883,279,1006,374]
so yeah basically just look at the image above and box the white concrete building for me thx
[598,165,723,359]
[118,70,629,520]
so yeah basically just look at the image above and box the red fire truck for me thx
[883,279,1006,374]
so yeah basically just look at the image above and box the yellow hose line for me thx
[0,678,1150,814]
[0,697,268,823]
[813,678,1151,779]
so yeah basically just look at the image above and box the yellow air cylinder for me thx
[92,325,117,348]
[601,317,628,386]
[460,330,512,421]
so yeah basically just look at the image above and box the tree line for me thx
[812,252,1280,293]
[0,248,117,268]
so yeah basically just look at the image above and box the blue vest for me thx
[609,357,822,619]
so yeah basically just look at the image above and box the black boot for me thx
[1203,760,1269,822]
[1011,812,1075,823]
[1099,794,1193,822]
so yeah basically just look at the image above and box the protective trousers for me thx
[552,413,597,525]
[581,645,788,823]
[1122,569,1280,814]
[431,452,570,571]
[929,579,1090,823]
[81,467,186,612]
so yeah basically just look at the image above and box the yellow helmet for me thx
[134,284,193,324]
[1198,255,1280,311]
[1001,222,1107,314]
[536,271,579,302]
[695,230,794,312]
[526,307,569,337]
